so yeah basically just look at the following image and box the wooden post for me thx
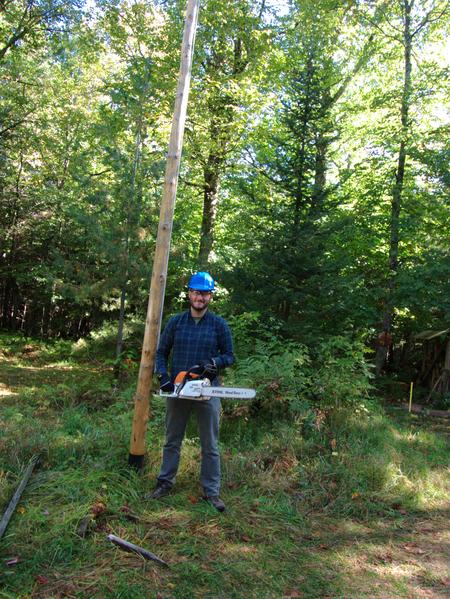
[442,339,450,394]
[128,0,200,469]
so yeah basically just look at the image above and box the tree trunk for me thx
[376,0,412,375]
[129,0,200,467]
[197,33,249,267]
[442,339,450,394]
[311,131,327,214]
[292,55,314,237]
[115,87,147,378]
[198,158,220,268]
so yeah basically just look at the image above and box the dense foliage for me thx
[1,0,448,371]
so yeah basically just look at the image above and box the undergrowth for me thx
[0,331,449,598]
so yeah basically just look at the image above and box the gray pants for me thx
[157,397,221,496]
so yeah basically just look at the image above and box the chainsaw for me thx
[159,365,256,402]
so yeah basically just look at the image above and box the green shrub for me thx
[226,337,311,418]
[226,330,374,419]
[310,336,374,410]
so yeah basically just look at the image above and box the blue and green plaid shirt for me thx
[155,310,234,380]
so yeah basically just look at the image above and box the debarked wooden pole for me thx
[128,0,200,469]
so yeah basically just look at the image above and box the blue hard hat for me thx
[188,271,215,292]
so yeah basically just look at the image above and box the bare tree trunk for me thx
[311,132,327,209]
[116,284,128,358]
[197,35,249,267]
[292,134,308,236]
[198,157,220,268]
[115,235,130,370]
[3,151,24,330]
[21,303,27,331]
[115,78,148,378]
[376,0,413,375]
[292,55,314,237]
[442,340,450,394]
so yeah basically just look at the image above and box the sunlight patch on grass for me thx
[0,383,17,398]
[332,513,450,598]
[383,462,416,491]
[6,362,77,371]
[141,507,193,529]
[414,470,450,509]
[53,431,86,448]
[219,541,260,557]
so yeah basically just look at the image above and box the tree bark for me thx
[376,0,413,375]
[292,55,314,237]
[115,71,149,377]
[441,339,450,394]
[198,157,221,268]
[197,33,249,267]
[115,127,143,374]
[311,131,327,215]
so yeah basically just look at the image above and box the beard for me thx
[189,295,210,313]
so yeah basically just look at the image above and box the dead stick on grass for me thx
[107,534,169,568]
[0,454,41,540]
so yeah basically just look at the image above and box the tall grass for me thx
[0,331,448,598]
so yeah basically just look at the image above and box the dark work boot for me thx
[203,495,226,512]
[147,482,172,500]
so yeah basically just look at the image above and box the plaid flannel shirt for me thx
[155,310,234,380]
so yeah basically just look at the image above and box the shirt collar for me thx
[188,309,209,322]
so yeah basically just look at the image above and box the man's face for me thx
[188,289,212,313]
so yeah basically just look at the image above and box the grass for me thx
[0,331,449,598]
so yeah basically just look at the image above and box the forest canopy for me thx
[0,0,448,364]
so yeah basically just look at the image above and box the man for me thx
[150,271,234,512]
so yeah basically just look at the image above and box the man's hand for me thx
[159,373,174,393]
[196,359,217,380]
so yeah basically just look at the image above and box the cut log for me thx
[401,404,450,419]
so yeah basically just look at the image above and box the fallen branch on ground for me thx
[107,534,169,568]
[0,454,41,540]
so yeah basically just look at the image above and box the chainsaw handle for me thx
[174,366,202,384]
[174,365,204,396]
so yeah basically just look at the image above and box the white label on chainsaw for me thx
[206,387,256,399]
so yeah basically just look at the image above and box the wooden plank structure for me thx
[414,329,450,398]
[128,0,200,469]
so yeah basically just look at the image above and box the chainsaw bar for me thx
[200,386,256,400]
[160,378,256,402]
